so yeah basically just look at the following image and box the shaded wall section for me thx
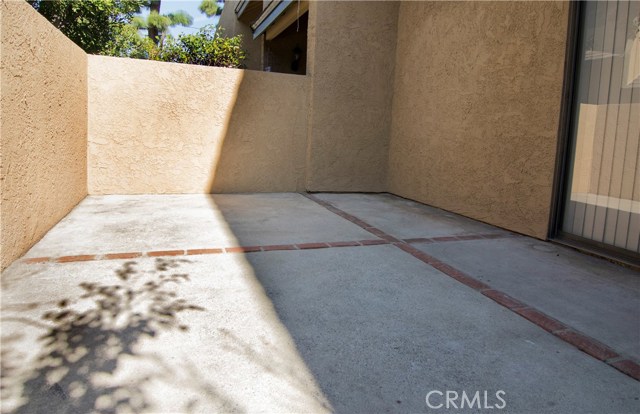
[0,0,87,271]
[88,56,308,194]
[388,1,569,239]
[305,1,399,192]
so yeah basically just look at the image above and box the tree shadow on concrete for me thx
[8,258,204,414]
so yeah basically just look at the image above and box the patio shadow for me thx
[4,259,204,414]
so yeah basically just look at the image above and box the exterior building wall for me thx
[218,0,263,70]
[387,1,569,238]
[305,1,399,192]
[88,55,308,194]
[1,0,579,272]
[0,0,87,270]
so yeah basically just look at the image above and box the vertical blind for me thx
[563,1,640,254]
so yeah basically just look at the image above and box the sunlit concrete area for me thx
[1,193,638,413]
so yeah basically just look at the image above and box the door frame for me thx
[548,1,640,267]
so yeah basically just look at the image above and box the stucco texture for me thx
[305,1,399,192]
[88,55,308,194]
[0,0,87,271]
[387,1,569,239]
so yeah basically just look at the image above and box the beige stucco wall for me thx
[0,0,87,271]
[88,55,308,194]
[305,1,399,192]
[387,1,569,239]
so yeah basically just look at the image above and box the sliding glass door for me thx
[561,1,640,260]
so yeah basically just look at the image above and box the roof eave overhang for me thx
[251,0,294,39]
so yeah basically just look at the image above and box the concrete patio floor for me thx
[1,193,638,413]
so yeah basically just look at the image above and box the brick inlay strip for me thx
[554,330,620,362]
[20,233,513,267]
[17,193,638,381]
[609,360,640,379]
[57,255,96,263]
[514,307,567,333]
[23,257,51,264]
[147,250,184,257]
[19,239,395,265]
[104,252,143,260]
[300,192,640,382]
[186,248,223,255]
[225,246,262,253]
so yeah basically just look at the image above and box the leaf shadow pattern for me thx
[1,333,25,408]
[10,258,204,414]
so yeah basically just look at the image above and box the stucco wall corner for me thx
[1,0,88,271]
[305,1,399,192]
[387,1,570,239]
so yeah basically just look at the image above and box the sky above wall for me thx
[136,0,222,37]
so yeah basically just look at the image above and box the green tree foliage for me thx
[30,0,243,69]
[28,0,145,54]
[131,2,193,46]
[198,0,222,17]
[107,25,245,69]
[104,23,156,59]
[161,27,246,68]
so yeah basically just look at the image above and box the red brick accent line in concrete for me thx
[481,289,528,310]
[225,246,262,253]
[403,237,433,244]
[328,241,361,247]
[57,255,96,263]
[18,239,393,265]
[554,330,619,361]
[23,257,51,264]
[403,233,515,244]
[301,192,640,382]
[514,307,567,333]
[186,248,224,255]
[359,239,388,246]
[296,242,330,250]
[104,252,143,260]
[482,233,511,239]
[16,193,638,381]
[432,236,459,242]
[147,250,185,257]
[609,360,640,379]
[261,245,297,252]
